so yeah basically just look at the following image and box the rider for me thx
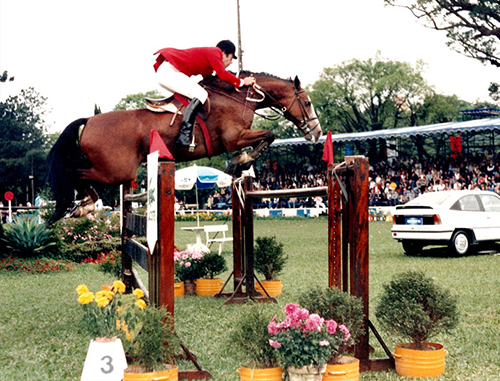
[153,40,256,148]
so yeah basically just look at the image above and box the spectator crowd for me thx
[196,152,500,209]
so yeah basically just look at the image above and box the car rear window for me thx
[407,192,450,206]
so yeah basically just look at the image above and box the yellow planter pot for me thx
[195,278,223,296]
[255,280,282,297]
[237,366,283,381]
[174,282,184,297]
[123,364,178,381]
[322,357,359,381]
[393,343,447,378]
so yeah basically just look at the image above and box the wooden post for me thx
[121,183,135,293]
[243,176,255,296]
[328,164,342,289]
[148,161,175,315]
[345,156,370,363]
[231,181,243,291]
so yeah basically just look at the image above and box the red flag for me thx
[150,129,174,160]
[450,136,462,159]
[322,131,334,165]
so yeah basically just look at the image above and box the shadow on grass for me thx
[404,242,500,258]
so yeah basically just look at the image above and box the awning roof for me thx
[270,117,500,147]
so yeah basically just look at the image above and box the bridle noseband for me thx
[249,84,321,137]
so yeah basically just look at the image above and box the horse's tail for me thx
[46,118,88,224]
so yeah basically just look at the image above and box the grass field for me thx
[1,219,500,380]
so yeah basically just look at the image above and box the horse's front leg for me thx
[223,129,275,175]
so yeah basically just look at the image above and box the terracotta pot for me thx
[287,365,327,381]
[322,357,359,381]
[237,366,283,381]
[195,278,223,296]
[123,364,178,381]
[393,343,447,378]
[183,280,196,295]
[174,282,184,297]
[255,280,282,297]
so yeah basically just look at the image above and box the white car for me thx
[391,190,500,255]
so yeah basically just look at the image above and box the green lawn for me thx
[1,219,500,380]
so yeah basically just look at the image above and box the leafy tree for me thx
[0,70,15,83]
[114,90,162,110]
[384,0,500,68]
[0,87,50,204]
[310,54,432,161]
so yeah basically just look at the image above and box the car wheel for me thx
[450,230,470,256]
[402,241,424,256]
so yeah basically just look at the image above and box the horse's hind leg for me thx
[65,187,99,219]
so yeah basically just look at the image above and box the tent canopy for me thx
[270,117,500,147]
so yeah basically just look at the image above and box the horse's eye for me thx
[305,101,311,107]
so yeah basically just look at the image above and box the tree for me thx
[114,90,162,110]
[384,0,500,68]
[310,54,432,161]
[0,87,50,204]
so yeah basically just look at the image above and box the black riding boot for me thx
[175,98,202,147]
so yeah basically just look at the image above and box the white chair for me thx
[204,225,233,255]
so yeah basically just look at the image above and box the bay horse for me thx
[47,71,322,222]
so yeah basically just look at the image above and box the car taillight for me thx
[433,214,442,225]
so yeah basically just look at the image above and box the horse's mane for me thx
[201,70,293,91]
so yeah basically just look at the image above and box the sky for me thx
[1,0,498,134]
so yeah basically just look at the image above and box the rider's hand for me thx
[243,76,256,86]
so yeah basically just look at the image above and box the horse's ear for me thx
[293,76,301,89]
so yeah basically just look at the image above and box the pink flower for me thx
[325,319,338,334]
[319,340,330,346]
[269,340,281,348]
[268,316,280,334]
[304,314,324,332]
[285,303,300,316]
[339,324,351,342]
[184,262,192,267]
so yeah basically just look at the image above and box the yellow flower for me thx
[135,299,147,310]
[76,284,89,295]
[78,291,94,305]
[96,290,114,300]
[133,288,144,299]
[96,296,110,307]
[116,319,121,330]
[113,280,126,294]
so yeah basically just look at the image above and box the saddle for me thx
[145,95,183,114]
[145,95,208,120]
[145,94,212,156]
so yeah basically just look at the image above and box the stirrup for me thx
[189,133,197,152]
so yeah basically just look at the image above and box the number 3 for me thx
[101,355,114,374]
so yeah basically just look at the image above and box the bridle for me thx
[204,81,321,138]
[246,83,321,138]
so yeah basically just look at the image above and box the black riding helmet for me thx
[216,40,237,59]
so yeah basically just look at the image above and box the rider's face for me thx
[222,53,234,68]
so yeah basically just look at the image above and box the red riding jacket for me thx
[153,46,242,88]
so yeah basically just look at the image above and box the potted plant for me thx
[298,286,365,380]
[268,303,351,381]
[254,236,288,296]
[120,304,181,380]
[230,304,283,380]
[174,249,206,294]
[76,280,130,380]
[375,270,459,378]
[195,251,227,296]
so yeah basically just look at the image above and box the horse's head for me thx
[285,76,322,142]
[249,73,322,142]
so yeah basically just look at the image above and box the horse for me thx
[46,71,322,222]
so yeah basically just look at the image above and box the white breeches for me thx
[157,62,208,103]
